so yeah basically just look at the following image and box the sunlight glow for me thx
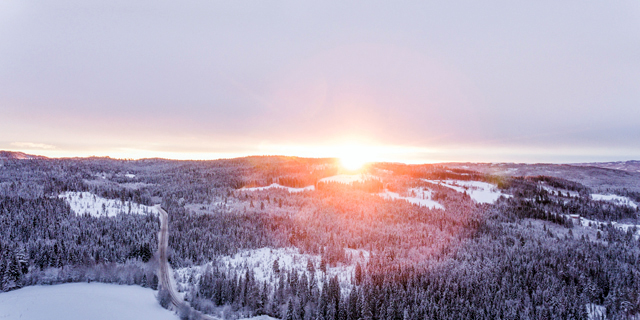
[340,154,368,171]
[5,140,447,163]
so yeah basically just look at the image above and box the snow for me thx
[505,168,518,174]
[175,247,369,297]
[318,174,377,184]
[240,183,314,193]
[125,173,136,179]
[423,180,510,204]
[378,187,444,210]
[59,191,159,217]
[0,283,179,320]
[120,182,153,190]
[612,222,640,237]
[576,217,604,229]
[240,316,279,320]
[540,185,579,197]
[586,303,606,320]
[575,216,640,240]
[591,194,638,209]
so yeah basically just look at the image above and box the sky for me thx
[1,1,639,163]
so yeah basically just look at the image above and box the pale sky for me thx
[1,1,639,163]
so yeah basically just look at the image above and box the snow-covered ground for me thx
[539,184,580,197]
[240,183,314,193]
[0,283,179,320]
[585,303,606,320]
[240,316,279,320]
[591,193,638,209]
[378,187,444,210]
[175,247,369,296]
[423,180,509,204]
[318,174,377,184]
[125,173,136,179]
[59,191,159,217]
[573,216,640,240]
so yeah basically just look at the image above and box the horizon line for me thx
[1,149,638,166]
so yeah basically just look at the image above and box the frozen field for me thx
[59,191,159,217]
[0,283,178,320]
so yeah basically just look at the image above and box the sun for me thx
[340,154,368,171]
[334,142,376,171]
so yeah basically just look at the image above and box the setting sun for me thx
[340,155,368,171]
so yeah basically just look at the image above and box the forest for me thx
[0,154,638,319]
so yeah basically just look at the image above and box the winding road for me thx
[156,205,183,308]
[156,205,219,320]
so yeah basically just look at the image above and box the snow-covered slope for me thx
[576,216,640,239]
[378,187,444,210]
[241,183,314,193]
[176,247,369,296]
[0,283,179,320]
[59,191,159,217]
[424,180,509,204]
[539,184,580,197]
[591,193,638,209]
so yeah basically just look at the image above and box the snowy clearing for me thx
[378,187,444,210]
[318,174,377,184]
[0,283,179,320]
[539,184,580,197]
[585,303,606,320]
[423,180,510,204]
[240,183,314,193]
[574,216,640,240]
[176,247,369,296]
[59,191,159,217]
[591,193,638,209]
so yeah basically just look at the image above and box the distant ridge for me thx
[571,160,640,173]
[0,150,48,160]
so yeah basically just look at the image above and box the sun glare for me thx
[340,154,368,171]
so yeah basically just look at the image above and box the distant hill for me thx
[446,161,640,193]
[0,150,47,160]
[571,160,640,173]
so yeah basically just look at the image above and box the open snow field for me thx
[424,179,510,204]
[0,283,179,320]
[241,183,315,193]
[59,191,159,217]
[378,187,444,210]
[591,193,638,209]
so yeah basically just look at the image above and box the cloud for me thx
[11,142,56,150]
